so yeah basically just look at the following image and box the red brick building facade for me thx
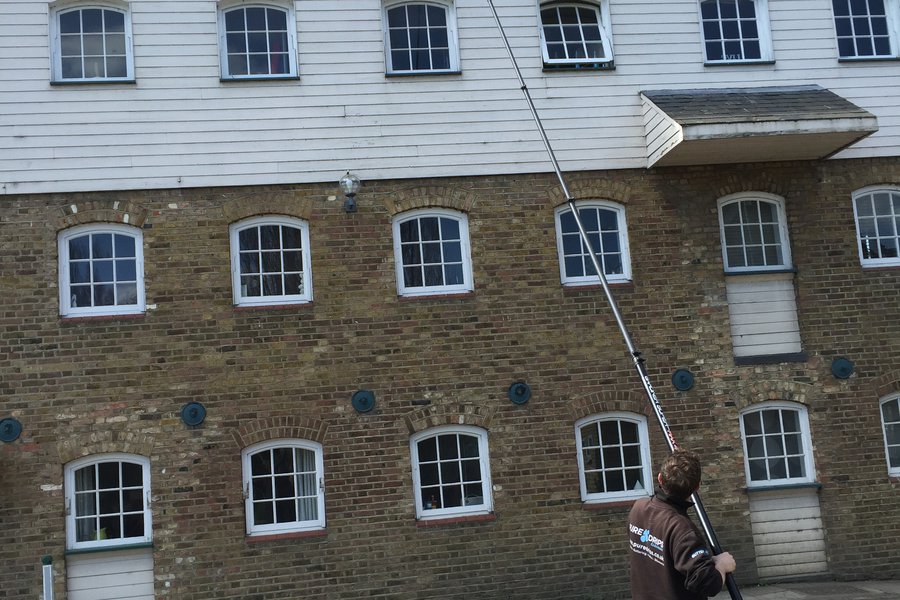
[1,158,898,598]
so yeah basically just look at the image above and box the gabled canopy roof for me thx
[640,85,878,167]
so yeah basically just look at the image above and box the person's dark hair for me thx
[659,449,701,500]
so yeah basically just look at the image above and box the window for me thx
[853,187,900,267]
[410,426,493,519]
[882,395,900,476]
[383,1,459,73]
[538,2,613,67]
[242,440,325,535]
[555,201,631,285]
[740,403,815,486]
[229,216,312,306]
[832,0,900,59]
[218,3,297,79]
[699,0,773,63]
[718,194,791,272]
[50,4,134,82]
[65,454,151,550]
[58,224,145,317]
[575,414,652,502]
[392,209,473,296]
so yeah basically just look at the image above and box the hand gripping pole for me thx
[485,2,742,598]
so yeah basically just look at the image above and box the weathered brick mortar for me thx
[0,158,898,599]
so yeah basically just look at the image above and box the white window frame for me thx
[831,0,900,60]
[555,200,632,285]
[852,186,900,268]
[538,1,614,67]
[575,413,652,503]
[739,401,816,488]
[698,0,774,64]
[718,192,792,273]
[242,439,326,536]
[65,453,152,551]
[49,1,135,83]
[58,223,146,317]
[383,0,460,74]
[217,1,299,80]
[229,216,313,306]
[410,425,493,520]
[881,393,900,477]
[392,208,474,297]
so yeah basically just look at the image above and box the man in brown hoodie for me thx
[627,449,736,600]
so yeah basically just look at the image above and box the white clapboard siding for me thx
[725,274,801,357]
[4,0,900,194]
[748,487,828,581]
[67,547,154,600]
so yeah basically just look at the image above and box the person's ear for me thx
[657,473,663,486]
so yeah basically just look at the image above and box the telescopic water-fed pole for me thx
[484,2,742,599]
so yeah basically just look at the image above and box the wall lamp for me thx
[339,171,361,213]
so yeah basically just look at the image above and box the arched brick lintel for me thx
[52,199,149,231]
[57,430,156,465]
[232,416,328,449]
[381,186,477,216]
[403,403,497,435]
[567,390,651,422]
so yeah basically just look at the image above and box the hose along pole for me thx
[485,2,742,598]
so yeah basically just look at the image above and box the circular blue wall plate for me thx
[831,357,854,379]
[352,390,375,413]
[180,402,206,426]
[671,369,695,391]
[0,417,22,443]
[508,381,531,405]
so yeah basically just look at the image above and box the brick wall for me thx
[0,157,898,599]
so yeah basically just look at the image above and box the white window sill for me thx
[744,481,821,493]
[65,541,153,555]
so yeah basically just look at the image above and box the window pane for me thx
[604,470,625,492]
[407,4,426,27]
[246,7,266,30]
[883,399,900,423]
[749,458,767,480]
[268,7,287,29]
[459,435,479,458]
[93,260,113,282]
[60,11,82,34]
[98,462,120,488]
[420,463,439,486]
[762,409,782,432]
[768,457,787,479]
[122,488,143,512]
[122,513,143,538]
[82,9,103,33]
[440,461,461,484]
[252,477,273,500]
[92,234,113,258]
[443,485,462,508]
[261,252,282,273]
[403,266,422,287]
[438,434,459,459]
[424,265,443,286]
[781,410,800,432]
[418,437,437,462]
[98,516,120,539]
[98,490,120,514]
[251,451,272,476]
[461,459,481,482]
[254,501,274,525]
[599,420,620,444]
[622,445,641,468]
[70,262,90,284]
[75,466,96,492]
[603,446,623,468]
